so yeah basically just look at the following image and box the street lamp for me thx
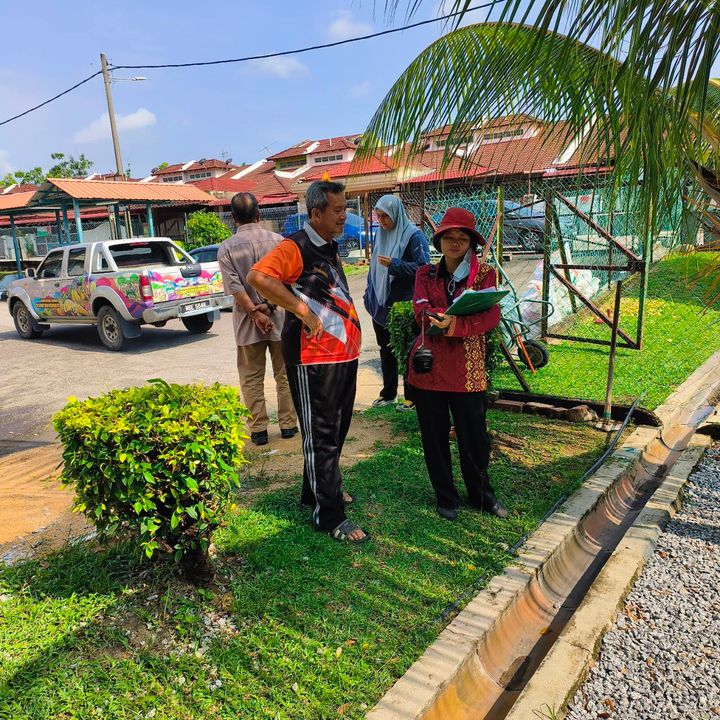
[99,53,147,180]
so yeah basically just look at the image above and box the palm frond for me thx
[358,22,692,241]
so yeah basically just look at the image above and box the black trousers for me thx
[412,388,495,510]
[287,360,357,532]
[373,319,399,401]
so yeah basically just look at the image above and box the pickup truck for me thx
[7,238,232,351]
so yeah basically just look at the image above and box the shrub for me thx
[53,379,249,584]
[386,300,502,387]
[185,210,231,250]
[386,301,417,369]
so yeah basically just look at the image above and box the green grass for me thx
[0,409,612,719]
[496,252,720,409]
[342,262,369,278]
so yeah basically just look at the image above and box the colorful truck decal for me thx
[148,269,224,303]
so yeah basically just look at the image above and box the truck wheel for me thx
[13,302,43,339]
[181,313,214,334]
[97,306,126,351]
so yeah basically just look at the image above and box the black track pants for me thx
[412,388,494,510]
[287,360,358,532]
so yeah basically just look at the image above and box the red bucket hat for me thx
[432,207,485,250]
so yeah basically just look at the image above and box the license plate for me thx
[180,299,211,315]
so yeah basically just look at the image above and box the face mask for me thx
[452,249,474,282]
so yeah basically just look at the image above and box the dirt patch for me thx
[237,413,398,502]
[0,413,397,562]
[0,444,93,564]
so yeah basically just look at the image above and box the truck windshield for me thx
[108,241,190,269]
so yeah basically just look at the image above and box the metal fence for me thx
[0,220,115,261]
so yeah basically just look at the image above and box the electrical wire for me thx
[111,3,494,70]
[0,3,494,127]
[0,70,102,127]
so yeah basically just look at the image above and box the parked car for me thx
[473,199,546,252]
[282,211,377,254]
[188,244,220,263]
[7,238,232,351]
[0,273,20,301]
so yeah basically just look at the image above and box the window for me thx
[162,175,182,182]
[436,134,474,148]
[480,127,526,143]
[108,241,190,269]
[67,248,86,276]
[92,247,112,273]
[36,251,64,279]
[314,154,343,163]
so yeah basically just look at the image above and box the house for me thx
[143,158,242,184]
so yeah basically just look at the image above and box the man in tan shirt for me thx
[218,192,297,445]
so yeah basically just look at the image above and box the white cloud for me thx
[74,107,157,144]
[348,80,372,99]
[0,149,13,175]
[245,56,308,79]
[328,10,373,41]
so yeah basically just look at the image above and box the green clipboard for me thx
[427,288,508,334]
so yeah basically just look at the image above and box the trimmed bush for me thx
[53,379,249,584]
[185,210,231,250]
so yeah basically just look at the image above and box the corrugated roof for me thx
[0,191,35,211]
[40,178,213,203]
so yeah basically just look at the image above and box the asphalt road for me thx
[0,272,383,454]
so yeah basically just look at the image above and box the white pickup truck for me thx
[7,238,232,350]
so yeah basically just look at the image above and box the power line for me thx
[0,3,493,128]
[111,3,494,70]
[0,70,102,127]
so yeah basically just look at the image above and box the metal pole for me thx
[55,210,63,246]
[146,202,155,237]
[73,199,84,243]
[496,186,504,267]
[602,280,623,428]
[363,193,370,261]
[10,216,22,276]
[114,204,123,239]
[541,190,553,338]
[62,203,71,244]
[101,53,124,179]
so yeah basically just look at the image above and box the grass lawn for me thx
[342,262,369,278]
[0,408,611,719]
[495,252,720,409]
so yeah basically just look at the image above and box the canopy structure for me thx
[0,178,214,274]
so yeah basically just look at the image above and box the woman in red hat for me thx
[406,207,507,521]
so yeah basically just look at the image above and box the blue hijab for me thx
[370,195,419,306]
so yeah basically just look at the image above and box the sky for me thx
[0,1,486,178]
[1,1,719,179]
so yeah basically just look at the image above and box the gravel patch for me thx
[567,444,720,720]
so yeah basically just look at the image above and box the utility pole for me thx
[100,53,125,180]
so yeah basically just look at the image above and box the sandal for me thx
[331,519,371,544]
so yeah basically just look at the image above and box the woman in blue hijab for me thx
[364,194,429,409]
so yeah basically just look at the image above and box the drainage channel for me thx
[421,411,714,720]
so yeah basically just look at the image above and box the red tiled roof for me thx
[268,135,360,161]
[405,156,490,184]
[299,156,394,181]
[196,162,298,205]
[2,183,40,194]
[151,163,185,175]
[421,115,540,139]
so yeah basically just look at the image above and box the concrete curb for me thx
[368,350,720,720]
[503,434,712,720]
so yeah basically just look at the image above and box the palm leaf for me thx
[358,22,694,244]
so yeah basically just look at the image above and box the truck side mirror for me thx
[25,267,36,278]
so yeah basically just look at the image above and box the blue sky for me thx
[0,1,481,178]
[1,2,718,179]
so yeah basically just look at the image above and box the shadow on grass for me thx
[0,410,609,719]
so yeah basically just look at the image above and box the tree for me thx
[47,152,94,178]
[0,152,95,188]
[361,2,720,240]
[185,210,232,250]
